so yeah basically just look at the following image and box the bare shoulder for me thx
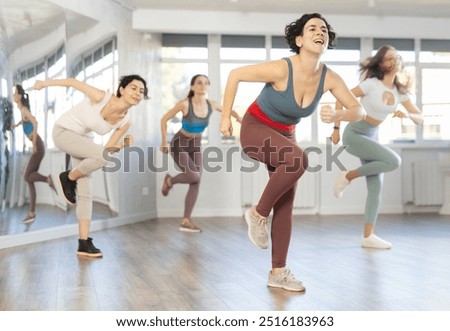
[324,66,341,81]
[323,66,345,89]
[175,98,189,115]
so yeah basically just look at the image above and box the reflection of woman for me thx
[160,74,241,233]
[34,75,148,258]
[11,84,56,224]
[1,97,14,211]
[332,45,423,249]
[220,13,365,291]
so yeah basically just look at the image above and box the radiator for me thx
[413,160,444,206]
[294,171,317,209]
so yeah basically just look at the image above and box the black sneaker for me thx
[58,171,77,205]
[77,237,103,258]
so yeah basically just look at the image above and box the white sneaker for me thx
[22,214,35,224]
[244,208,268,249]
[267,267,305,292]
[334,170,350,198]
[361,234,392,249]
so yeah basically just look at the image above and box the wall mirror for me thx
[0,0,120,237]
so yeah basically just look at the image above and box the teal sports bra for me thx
[23,120,34,136]
[181,98,213,134]
[256,57,327,125]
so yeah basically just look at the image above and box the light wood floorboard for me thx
[0,213,449,311]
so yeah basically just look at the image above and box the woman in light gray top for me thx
[34,75,148,257]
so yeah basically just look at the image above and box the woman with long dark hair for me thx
[11,84,56,224]
[34,75,148,257]
[160,74,241,233]
[332,45,423,249]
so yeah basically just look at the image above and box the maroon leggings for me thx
[24,134,47,213]
[170,130,202,219]
[240,113,308,268]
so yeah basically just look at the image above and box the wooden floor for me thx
[0,212,449,311]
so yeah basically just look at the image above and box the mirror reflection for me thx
[0,1,119,236]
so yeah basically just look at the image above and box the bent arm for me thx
[105,121,131,152]
[160,100,186,147]
[400,100,424,125]
[329,73,366,122]
[222,60,285,120]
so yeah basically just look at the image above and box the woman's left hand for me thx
[123,134,134,147]
[393,110,410,119]
[220,117,233,137]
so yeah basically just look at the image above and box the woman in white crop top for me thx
[332,45,423,249]
[34,75,148,258]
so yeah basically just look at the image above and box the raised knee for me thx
[286,152,308,177]
[190,172,201,184]
[388,154,401,171]
[24,174,31,183]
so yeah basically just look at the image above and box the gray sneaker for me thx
[244,208,268,249]
[267,267,305,292]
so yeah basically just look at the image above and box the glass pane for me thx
[321,49,360,62]
[220,63,265,144]
[421,68,450,140]
[220,47,266,61]
[1,78,7,97]
[161,47,208,60]
[420,51,450,63]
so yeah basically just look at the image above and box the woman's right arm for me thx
[221,60,284,136]
[34,78,105,103]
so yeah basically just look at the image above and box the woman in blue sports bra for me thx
[220,13,366,292]
[11,84,56,224]
[160,74,241,233]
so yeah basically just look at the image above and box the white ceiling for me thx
[122,0,450,18]
[1,0,450,62]
[0,0,64,55]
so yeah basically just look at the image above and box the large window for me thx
[419,39,450,141]
[160,33,450,147]
[220,35,266,143]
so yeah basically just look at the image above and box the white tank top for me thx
[56,91,130,136]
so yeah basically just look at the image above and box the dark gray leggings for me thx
[240,113,308,269]
[170,130,202,219]
[24,134,47,213]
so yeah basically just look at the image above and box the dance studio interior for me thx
[1,0,450,313]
